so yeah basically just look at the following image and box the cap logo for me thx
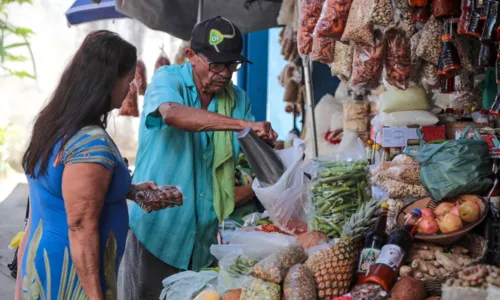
[208,17,236,53]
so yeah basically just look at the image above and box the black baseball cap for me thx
[191,16,252,64]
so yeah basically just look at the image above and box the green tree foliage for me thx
[0,0,37,79]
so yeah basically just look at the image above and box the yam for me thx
[435,251,461,272]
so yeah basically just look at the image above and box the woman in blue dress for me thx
[15,30,158,300]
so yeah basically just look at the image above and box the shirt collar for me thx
[181,62,196,88]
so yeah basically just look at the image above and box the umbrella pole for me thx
[197,0,204,23]
[303,55,319,158]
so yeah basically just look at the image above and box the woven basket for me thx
[397,195,489,245]
[420,233,488,296]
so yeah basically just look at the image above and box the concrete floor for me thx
[0,180,29,299]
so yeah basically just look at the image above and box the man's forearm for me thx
[159,102,248,132]
[69,225,103,300]
[235,185,255,208]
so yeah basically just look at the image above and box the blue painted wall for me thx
[237,30,269,122]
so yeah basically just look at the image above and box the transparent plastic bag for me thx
[311,36,336,64]
[350,30,385,90]
[154,48,171,72]
[371,172,428,198]
[216,253,256,294]
[118,80,139,117]
[385,165,421,184]
[341,0,375,46]
[307,140,371,238]
[240,278,281,300]
[248,246,308,283]
[420,61,439,91]
[159,271,218,300]
[315,0,353,39]
[384,26,411,90]
[135,185,183,213]
[135,59,147,96]
[298,0,325,55]
[283,264,317,300]
[331,41,354,81]
[343,99,370,119]
[370,0,393,26]
[252,138,307,234]
[416,15,443,65]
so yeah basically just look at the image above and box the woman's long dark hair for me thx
[23,30,137,178]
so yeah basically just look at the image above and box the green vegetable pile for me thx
[227,255,258,278]
[309,159,371,238]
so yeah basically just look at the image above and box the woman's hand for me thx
[127,181,158,202]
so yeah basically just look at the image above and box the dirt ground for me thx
[0,180,29,299]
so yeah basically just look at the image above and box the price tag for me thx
[382,127,407,147]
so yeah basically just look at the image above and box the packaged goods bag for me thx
[405,126,493,202]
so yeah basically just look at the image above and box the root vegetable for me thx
[454,253,473,266]
[435,251,461,272]
[412,259,428,273]
[450,245,469,255]
[400,265,413,277]
[414,243,444,252]
[407,249,435,262]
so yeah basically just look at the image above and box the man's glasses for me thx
[197,54,242,73]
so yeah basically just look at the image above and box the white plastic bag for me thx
[252,138,307,233]
[159,270,218,300]
[379,85,431,113]
[379,110,439,127]
[210,229,297,295]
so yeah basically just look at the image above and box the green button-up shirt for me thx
[130,62,254,271]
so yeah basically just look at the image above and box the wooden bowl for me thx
[397,195,489,245]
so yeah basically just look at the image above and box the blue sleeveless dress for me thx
[21,126,131,300]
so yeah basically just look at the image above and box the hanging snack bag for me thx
[420,61,440,91]
[350,30,385,90]
[370,0,393,26]
[411,4,431,23]
[478,42,497,68]
[341,0,375,46]
[416,15,443,65]
[331,41,354,81]
[135,59,148,96]
[481,0,500,43]
[118,80,139,117]
[311,36,336,64]
[314,0,354,40]
[394,0,416,37]
[458,0,473,35]
[298,0,325,55]
[154,48,171,72]
[433,0,460,18]
[384,27,411,90]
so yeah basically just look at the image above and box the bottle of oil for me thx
[356,202,389,285]
[364,208,422,291]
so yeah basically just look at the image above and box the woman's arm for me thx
[62,163,112,300]
[15,206,31,300]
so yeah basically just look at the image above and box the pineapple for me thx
[306,197,382,299]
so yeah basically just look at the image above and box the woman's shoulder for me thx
[62,126,119,170]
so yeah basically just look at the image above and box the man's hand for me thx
[248,121,278,142]
[127,181,158,200]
